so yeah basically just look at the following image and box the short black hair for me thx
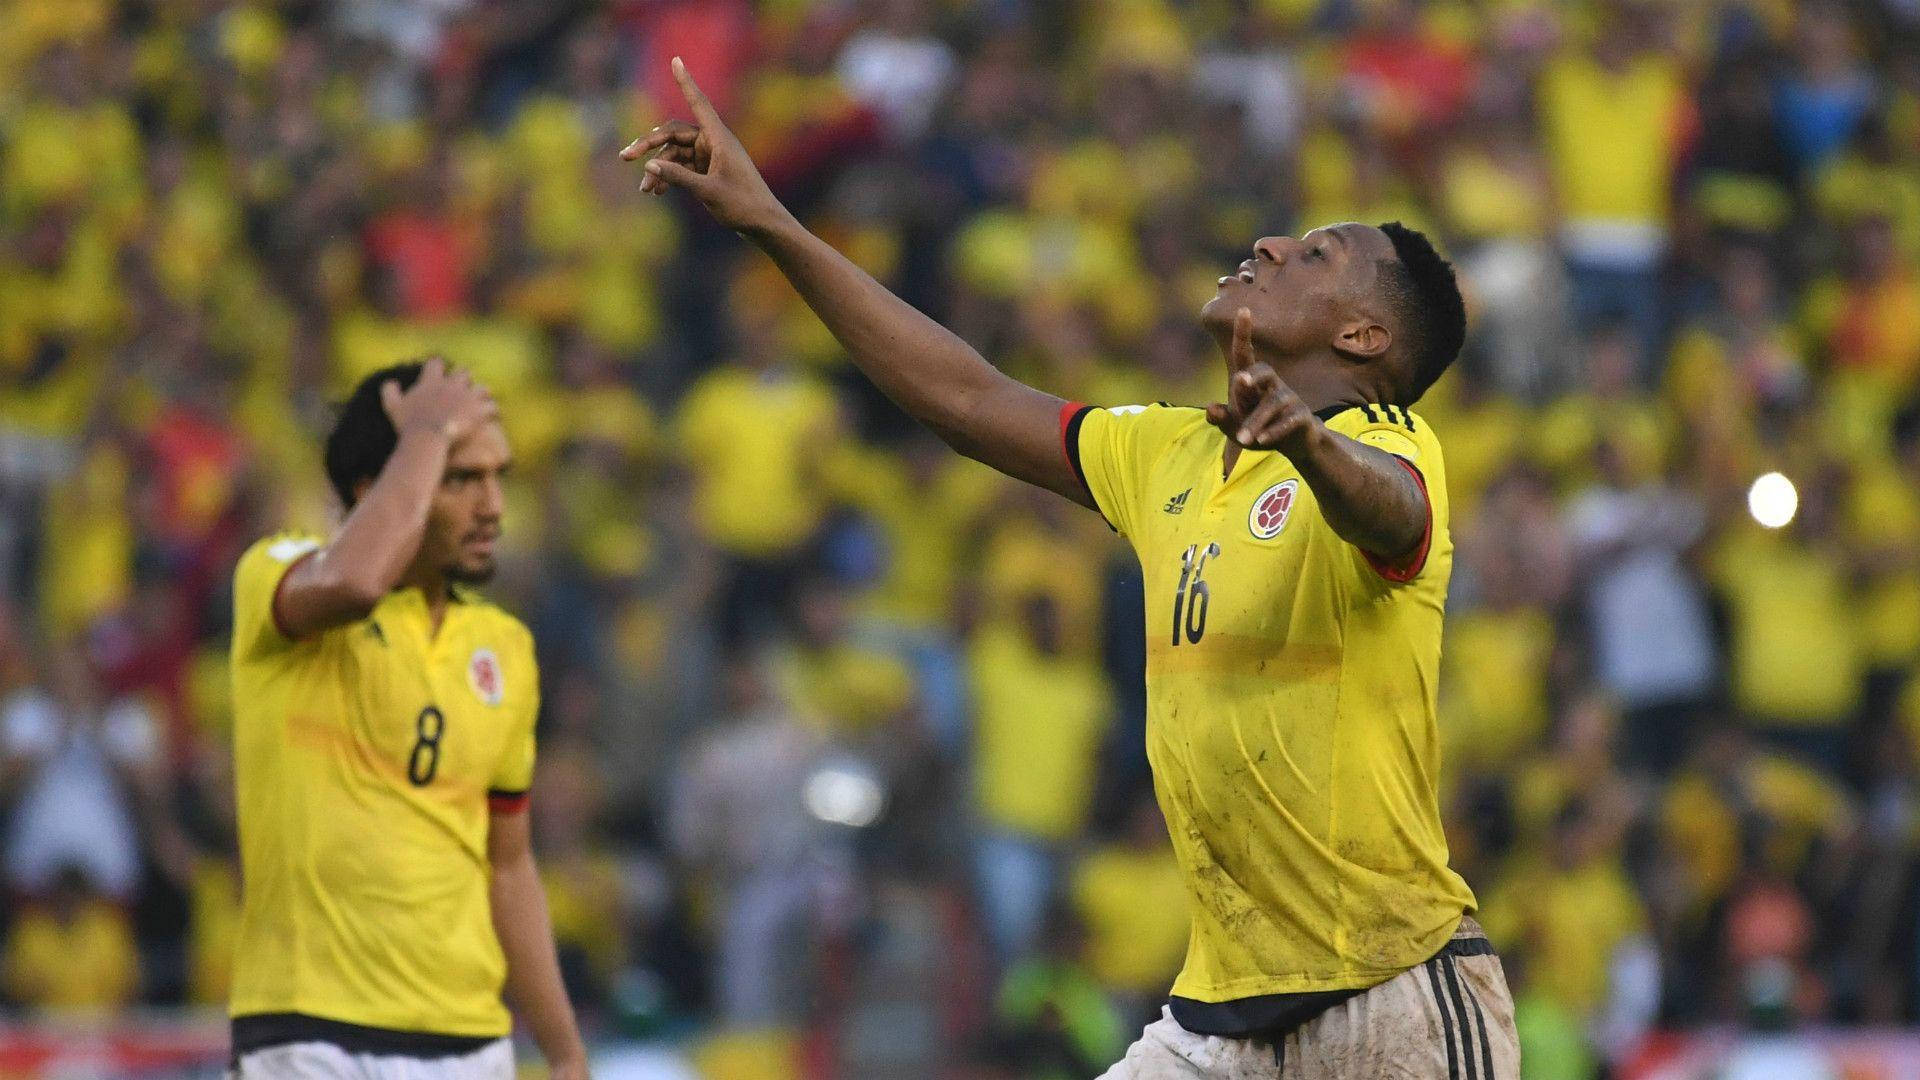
[1374,221,1466,404]
[324,361,425,508]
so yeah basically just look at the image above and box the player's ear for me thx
[1334,320,1392,361]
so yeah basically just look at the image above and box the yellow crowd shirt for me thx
[1067,401,1474,1001]
[674,366,840,558]
[228,534,539,1037]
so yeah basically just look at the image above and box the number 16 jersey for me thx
[227,534,538,1038]
[1064,402,1474,1005]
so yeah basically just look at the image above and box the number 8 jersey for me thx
[1063,401,1475,1005]
[227,533,538,1039]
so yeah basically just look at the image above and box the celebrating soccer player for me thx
[226,358,589,1080]
[625,59,1518,1078]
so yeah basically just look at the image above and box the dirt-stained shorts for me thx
[1098,918,1519,1080]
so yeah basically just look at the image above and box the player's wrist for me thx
[1275,413,1325,460]
[545,1041,590,1072]
[742,202,803,246]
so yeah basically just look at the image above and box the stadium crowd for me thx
[3,0,1920,1076]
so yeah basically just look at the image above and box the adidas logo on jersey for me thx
[1164,488,1191,514]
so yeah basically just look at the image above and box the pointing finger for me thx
[1232,307,1255,369]
[671,56,722,130]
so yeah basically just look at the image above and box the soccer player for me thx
[625,60,1519,1078]
[226,358,589,1080]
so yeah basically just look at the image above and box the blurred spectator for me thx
[1565,430,1716,774]
[1505,952,1597,1080]
[1,643,176,902]
[536,736,636,1012]
[1683,54,1797,249]
[1481,798,1657,1059]
[1069,793,1187,1025]
[670,658,833,1029]
[1775,3,1877,174]
[1444,463,1571,773]
[989,904,1126,1080]
[1539,4,1689,367]
[1706,467,1864,772]
[1803,215,1920,417]
[2,862,140,1014]
[1718,958,1841,1080]
[971,592,1112,964]
[776,575,917,739]
[835,0,957,145]
[1659,720,1859,999]
[674,309,846,646]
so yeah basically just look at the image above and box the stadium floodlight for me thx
[1747,472,1798,529]
[804,758,886,828]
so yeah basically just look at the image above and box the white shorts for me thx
[231,1037,513,1080]
[1099,921,1519,1079]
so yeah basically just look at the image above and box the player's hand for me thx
[1205,308,1319,458]
[380,356,498,444]
[620,57,788,237]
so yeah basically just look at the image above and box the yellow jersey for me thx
[228,534,538,1040]
[1066,401,1474,1004]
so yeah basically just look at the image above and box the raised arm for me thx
[274,359,498,638]
[622,59,1092,508]
[1206,311,1427,567]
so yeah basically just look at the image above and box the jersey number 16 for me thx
[1171,542,1220,646]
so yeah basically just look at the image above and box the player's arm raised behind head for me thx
[275,358,498,639]
[623,59,1095,510]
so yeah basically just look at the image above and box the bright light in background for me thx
[1748,472,1798,529]
[804,762,885,827]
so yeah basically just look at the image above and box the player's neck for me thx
[398,566,452,634]
[1217,359,1368,479]
[1223,351,1368,417]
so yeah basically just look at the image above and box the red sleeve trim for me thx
[1058,401,1092,492]
[270,550,318,639]
[1362,457,1432,584]
[488,789,531,814]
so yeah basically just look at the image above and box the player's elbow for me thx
[930,379,1006,460]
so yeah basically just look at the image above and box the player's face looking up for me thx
[1201,222,1401,389]
[427,421,510,585]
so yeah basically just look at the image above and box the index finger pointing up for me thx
[671,56,721,128]
[1233,307,1255,369]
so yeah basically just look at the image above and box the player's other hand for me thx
[381,355,498,444]
[621,57,788,237]
[1205,308,1320,458]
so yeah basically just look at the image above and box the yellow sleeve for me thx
[488,625,539,802]
[231,533,323,661]
[1324,404,1449,584]
[1070,403,1198,540]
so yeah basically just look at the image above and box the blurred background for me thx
[3,0,1920,1077]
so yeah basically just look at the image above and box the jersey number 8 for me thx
[409,706,446,786]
